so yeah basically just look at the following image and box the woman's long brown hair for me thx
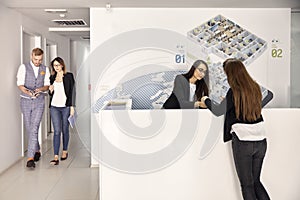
[183,60,209,100]
[223,58,262,121]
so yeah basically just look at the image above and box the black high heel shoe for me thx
[50,159,59,165]
[61,153,68,161]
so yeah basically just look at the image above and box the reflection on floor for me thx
[0,131,99,200]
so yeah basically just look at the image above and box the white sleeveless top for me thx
[51,81,67,107]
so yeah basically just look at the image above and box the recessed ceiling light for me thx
[44,9,67,14]
[59,14,66,18]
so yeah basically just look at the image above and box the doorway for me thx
[44,39,57,138]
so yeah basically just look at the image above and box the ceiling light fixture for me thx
[44,9,67,14]
[59,14,66,18]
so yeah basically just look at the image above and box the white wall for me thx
[291,12,300,107]
[0,3,70,174]
[90,8,290,108]
[0,3,23,174]
[70,40,90,74]
[89,8,291,167]
[70,40,91,161]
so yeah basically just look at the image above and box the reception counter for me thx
[93,109,300,200]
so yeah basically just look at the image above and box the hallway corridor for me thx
[0,131,99,200]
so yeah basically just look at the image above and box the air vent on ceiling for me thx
[80,36,90,40]
[52,19,87,26]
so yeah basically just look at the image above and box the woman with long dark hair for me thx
[163,60,209,109]
[49,57,76,165]
[202,58,273,200]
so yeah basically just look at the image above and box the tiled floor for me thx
[0,131,99,200]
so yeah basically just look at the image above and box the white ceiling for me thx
[1,0,299,41]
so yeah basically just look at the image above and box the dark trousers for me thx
[232,133,271,200]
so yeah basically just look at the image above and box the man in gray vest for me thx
[17,48,50,168]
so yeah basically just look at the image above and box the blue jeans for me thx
[232,133,270,200]
[50,106,70,155]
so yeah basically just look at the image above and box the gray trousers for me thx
[20,97,45,158]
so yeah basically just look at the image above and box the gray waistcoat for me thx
[21,62,47,99]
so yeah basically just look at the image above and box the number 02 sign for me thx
[271,48,283,58]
